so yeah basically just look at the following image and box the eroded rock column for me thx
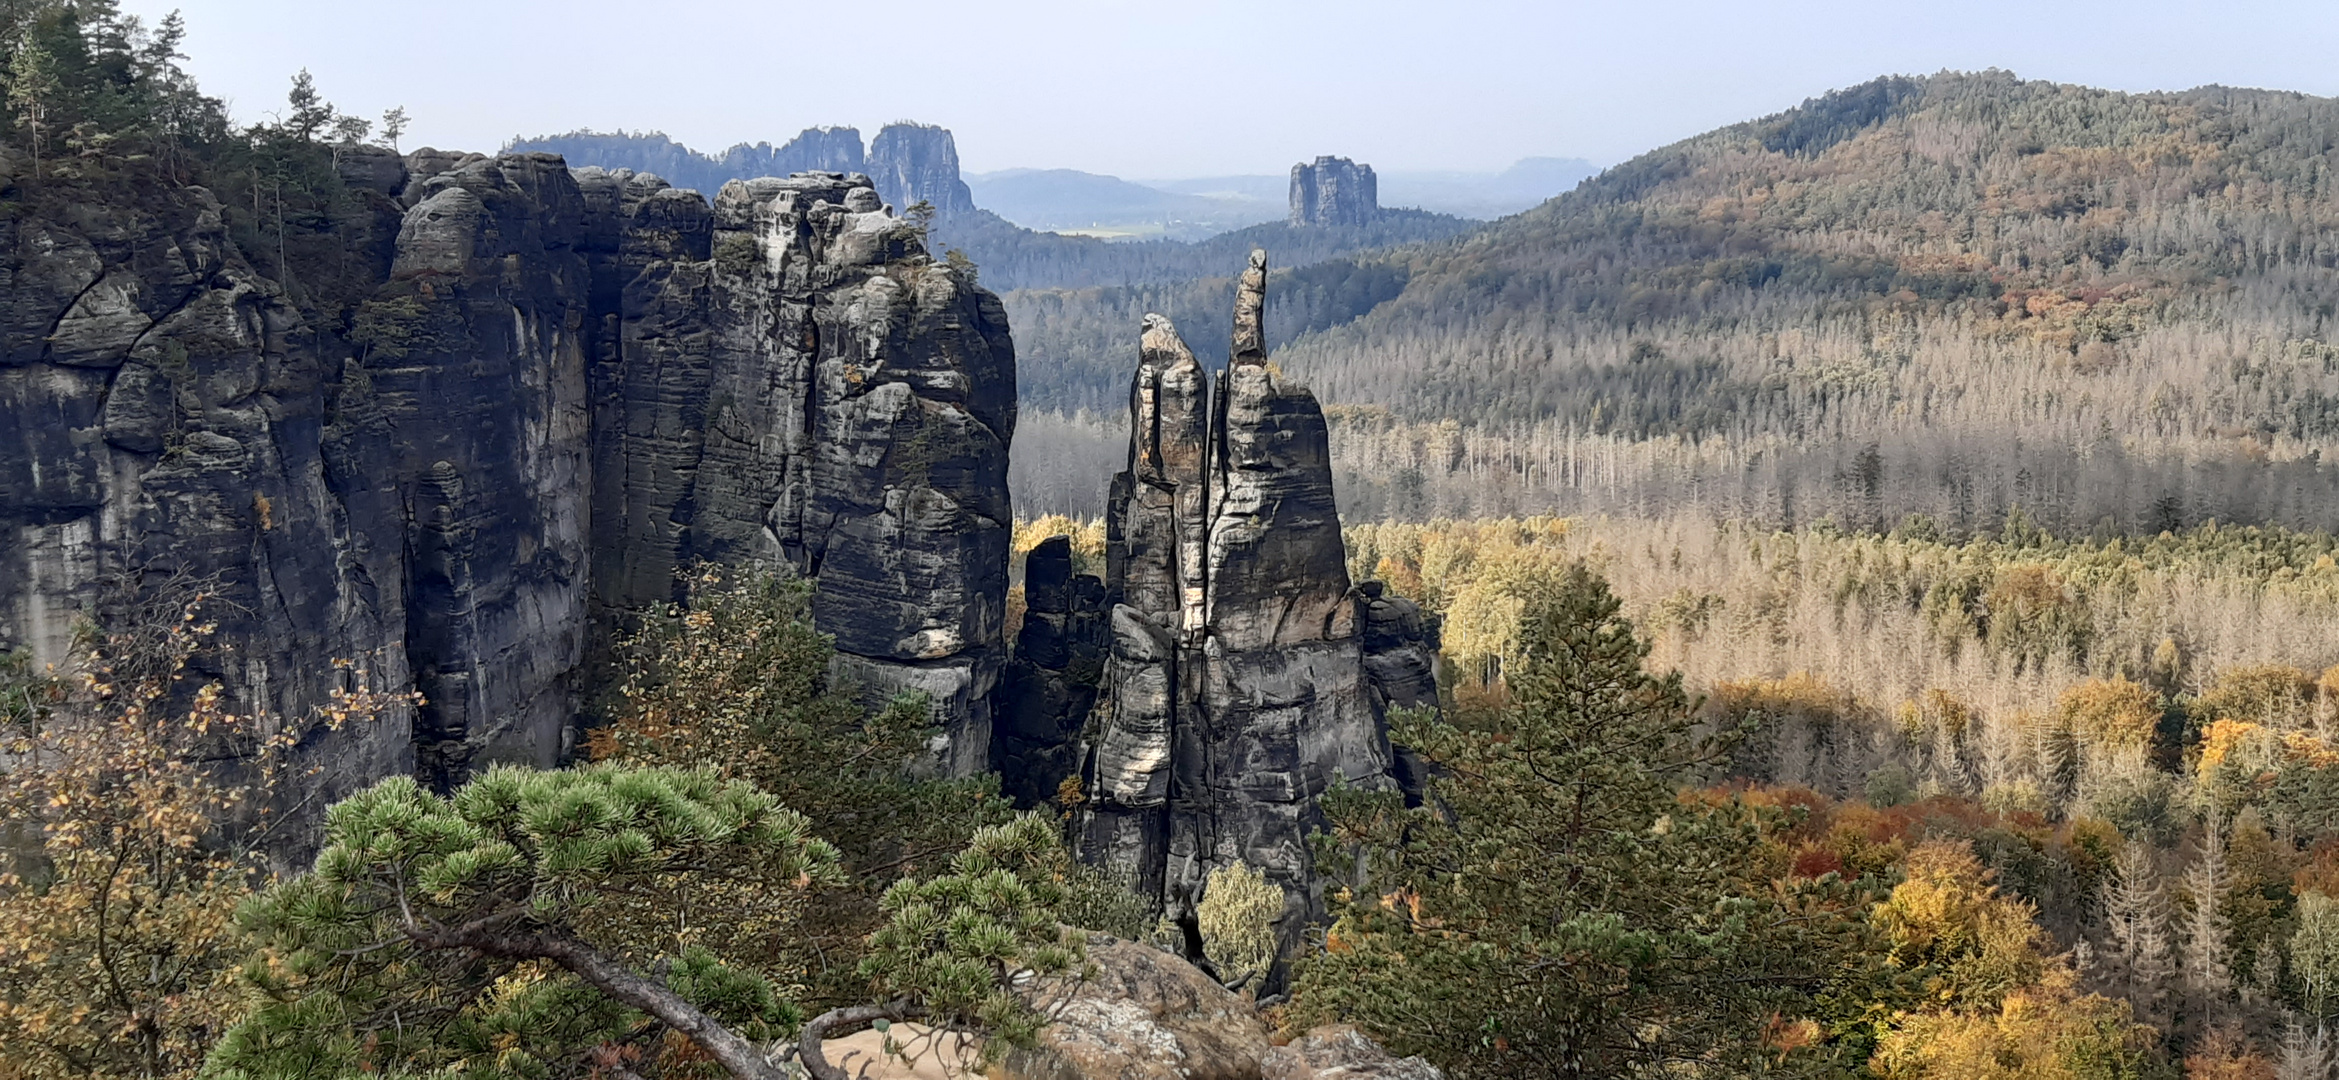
[1077,249,1400,970]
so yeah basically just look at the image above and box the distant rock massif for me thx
[511,122,975,222]
[1288,156,1379,227]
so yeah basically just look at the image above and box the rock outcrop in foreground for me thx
[0,151,1013,820]
[1288,156,1379,227]
[1040,250,1436,974]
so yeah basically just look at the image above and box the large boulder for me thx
[1261,1027,1443,1080]
[1007,937,1269,1080]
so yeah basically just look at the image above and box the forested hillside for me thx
[1017,74,2339,531]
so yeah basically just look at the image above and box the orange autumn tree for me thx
[0,588,408,1080]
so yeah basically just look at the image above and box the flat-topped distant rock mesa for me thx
[1288,155,1379,227]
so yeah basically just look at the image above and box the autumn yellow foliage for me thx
[0,594,408,1080]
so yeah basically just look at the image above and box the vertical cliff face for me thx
[598,170,1016,773]
[1288,156,1379,227]
[2,150,1016,834]
[1071,250,1401,972]
[868,123,976,219]
[0,157,416,826]
[371,153,598,786]
[772,126,866,175]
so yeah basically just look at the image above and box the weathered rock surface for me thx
[1288,157,1379,227]
[1261,1027,1444,1080]
[374,152,597,786]
[869,122,976,219]
[1063,251,1403,982]
[598,168,1017,772]
[2,150,1015,830]
[0,158,415,834]
[1006,937,1269,1080]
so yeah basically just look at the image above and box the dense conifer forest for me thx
[1013,74,2339,535]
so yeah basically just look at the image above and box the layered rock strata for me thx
[0,155,417,824]
[1288,156,1380,227]
[1073,249,1401,971]
[2,151,1014,823]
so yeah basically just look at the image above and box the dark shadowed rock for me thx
[375,152,596,786]
[0,153,415,849]
[335,145,409,197]
[997,535,1109,807]
[1288,156,1379,227]
[2,144,1017,844]
[1358,580,1440,711]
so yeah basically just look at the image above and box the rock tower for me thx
[1288,156,1379,227]
[1059,250,1437,973]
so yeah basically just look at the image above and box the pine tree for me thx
[1294,564,1886,1078]
[8,38,58,176]
[281,67,330,141]
[205,764,1082,1080]
[378,104,406,151]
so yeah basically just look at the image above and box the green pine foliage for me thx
[859,815,1087,1062]
[205,764,838,1079]
[595,571,1018,1008]
[1293,564,1889,1078]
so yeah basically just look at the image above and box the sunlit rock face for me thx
[0,151,1015,837]
[595,168,1016,776]
[1066,249,1416,980]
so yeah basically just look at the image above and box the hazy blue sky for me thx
[126,0,2339,177]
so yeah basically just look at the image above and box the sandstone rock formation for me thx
[869,122,976,219]
[1288,156,1379,227]
[1262,1026,1446,1080]
[1,151,1015,826]
[0,156,416,827]
[771,125,866,175]
[1006,936,1270,1080]
[1070,250,1402,977]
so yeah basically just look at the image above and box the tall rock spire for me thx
[1076,248,1400,987]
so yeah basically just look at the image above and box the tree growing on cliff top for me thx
[1293,564,1889,1078]
[203,764,1083,1080]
